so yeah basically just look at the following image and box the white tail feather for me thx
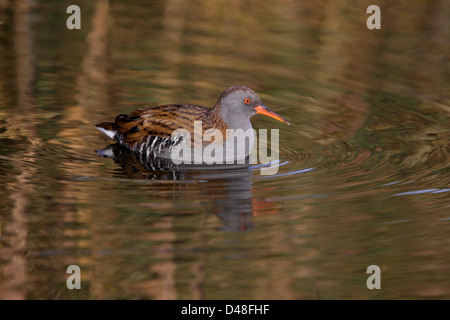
[96,126,116,140]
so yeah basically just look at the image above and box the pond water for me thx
[0,0,448,299]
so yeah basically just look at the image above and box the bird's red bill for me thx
[255,105,290,125]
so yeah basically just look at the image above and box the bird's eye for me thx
[244,98,251,104]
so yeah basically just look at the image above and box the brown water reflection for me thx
[0,0,449,299]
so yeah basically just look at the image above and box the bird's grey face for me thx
[222,89,261,118]
[219,86,291,127]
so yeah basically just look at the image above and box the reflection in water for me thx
[97,143,257,231]
[0,0,36,300]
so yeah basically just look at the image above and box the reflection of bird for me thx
[96,143,257,231]
[95,86,290,161]
[97,143,187,180]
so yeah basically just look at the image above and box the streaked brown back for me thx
[113,104,226,148]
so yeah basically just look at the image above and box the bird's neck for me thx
[209,104,255,159]
[211,103,252,131]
